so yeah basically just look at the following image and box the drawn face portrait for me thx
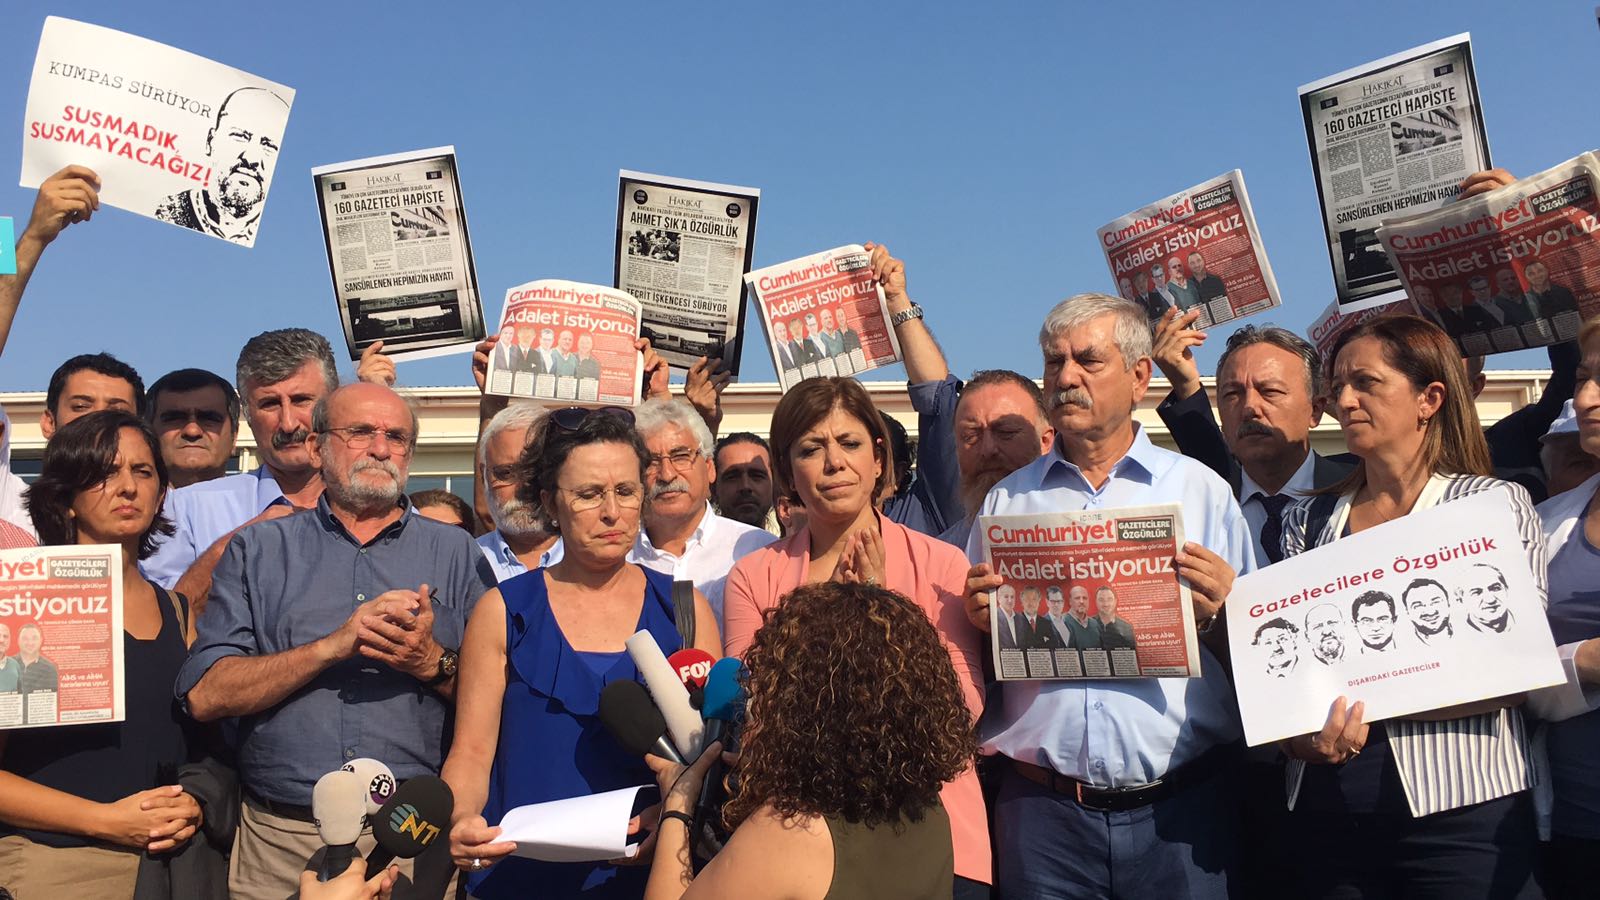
[1403,580,1452,637]
[206,88,289,221]
[1461,564,1512,633]
[1352,593,1397,650]
[1254,621,1298,676]
[1305,604,1347,665]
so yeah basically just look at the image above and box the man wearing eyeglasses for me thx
[179,381,496,900]
[629,397,775,625]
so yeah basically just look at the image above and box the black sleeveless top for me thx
[1,584,196,848]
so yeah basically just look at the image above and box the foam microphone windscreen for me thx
[701,657,746,723]
[626,630,704,757]
[599,679,685,764]
[313,770,368,846]
[668,648,715,692]
[364,774,453,879]
[341,758,397,817]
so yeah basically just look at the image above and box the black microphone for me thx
[363,775,454,880]
[600,680,686,764]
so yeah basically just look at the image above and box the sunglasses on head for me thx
[547,406,636,432]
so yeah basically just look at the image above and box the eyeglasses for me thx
[548,406,635,432]
[558,482,645,511]
[323,426,414,455]
[647,447,701,473]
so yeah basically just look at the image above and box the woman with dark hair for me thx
[643,582,973,898]
[722,377,991,897]
[443,407,721,898]
[1276,315,1545,897]
[0,411,203,898]
[410,488,477,535]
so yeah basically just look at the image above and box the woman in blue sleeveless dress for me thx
[442,407,721,898]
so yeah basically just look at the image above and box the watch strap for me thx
[889,304,924,327]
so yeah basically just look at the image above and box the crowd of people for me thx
[0,159,1596,900]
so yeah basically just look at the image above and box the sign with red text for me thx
[1228,492,1562,746]
[485,280,643,406]
[1306,297,1410,365]
[979,504,1199,680]
[0,545,123,730]
[1376,151,1600,356]
[21,17,296,247]
[1098,170,1282,328]
[744,245,902,392]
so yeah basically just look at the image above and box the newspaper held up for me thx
[1228,491,1562,747]
[21,17,296,248]
[485,280,643,407]
[980,504,1200,680]
[1098,170,1282,329]
[1306,297,1409,365]
[312,148,486,362]
[1377,152,1600,357]
[0,545,124,730]
[1299,34,1490,308]
[615,171,759,374]
[744,245,902,393]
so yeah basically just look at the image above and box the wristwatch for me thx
[427,647,459,686]
[889,303,924,327]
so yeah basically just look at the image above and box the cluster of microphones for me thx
[600,632,747,859]
[311,757,453,882]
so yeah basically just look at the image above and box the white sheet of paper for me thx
[497,785,649,863]
[1228,490,1563,746]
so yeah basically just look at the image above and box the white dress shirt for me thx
[1239,448,1318,566]
[629,502,777,627]
[476,529,563,583]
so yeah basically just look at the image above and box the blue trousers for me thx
[993,764,1234,900]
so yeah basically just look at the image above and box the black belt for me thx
[247,789,315,822]
[1010,744,1235,813]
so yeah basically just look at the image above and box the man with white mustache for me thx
[155,87,290,245]
[629,398,773,625]
[475,402,563,581]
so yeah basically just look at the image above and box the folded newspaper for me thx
[1098,170,1282,329]
[744,245,902,392]
[0,545,125,730]
[1377,151,1600,356]
[979,505,1200,680]
[484,280,643,407]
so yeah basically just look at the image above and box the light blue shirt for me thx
[966,423,1255,787]
[476,529,562,583]
[142,468,287,589]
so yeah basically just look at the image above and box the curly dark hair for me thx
[514,410,650,535]
[725,582,975,829]
[25,410,174,559]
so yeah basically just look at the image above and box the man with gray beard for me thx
[476,402,563,580]
[937,369,1056,549]
[179,382,494,900]
[630,398,774,625]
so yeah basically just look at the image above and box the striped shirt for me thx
[1279,472,1544,817]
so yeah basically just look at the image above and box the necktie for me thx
[1255,493,1293,565]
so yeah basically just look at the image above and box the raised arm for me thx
[866,241,947,383]
[0,166,100,356]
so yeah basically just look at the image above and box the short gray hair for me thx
[478,402,548,470]
[1038,293,1152,369]
[634,397,713,456]
[310,385,419,450]
[236,328,339,405]
[1219,325,1324,397]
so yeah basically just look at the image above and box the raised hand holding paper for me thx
[745,245,902,392]
[22,17,295,247]
[484,280,643,406]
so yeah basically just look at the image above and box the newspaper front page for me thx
[1099,170,1281,328]
[744,245,902,393]
[615,171,759,374]
[1228,492,1562,746]
[1299,35,1490,308]
[1376,151,1600,356]
[21,16,296,248]
[980,505,1200,680]
[1306,297,1409,364]
[0,545,124,730]
[313,148,486,362]
[485,280,643,407]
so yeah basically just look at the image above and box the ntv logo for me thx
[390,803,442,845]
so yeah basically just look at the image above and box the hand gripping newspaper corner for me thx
[0,545,125,731]
[744,245,903,393]
[1376,151,1600,358]
[1226,492,1562,748]
[980,504,1200,680]
[484,280,643,407]
[1299,34,1490,309]
[1097,170,1282,330]
[21,17,296,248]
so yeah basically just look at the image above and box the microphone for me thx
[341,758,397,817]
[313,770,367,881]
[599,679,685,764]
[626,630,704,758]
[693,658,746,858]
[363,775,453,880]
[668,647,715,710]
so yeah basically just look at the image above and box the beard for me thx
[489,495,545,538]
[215,164,265,218]
[329,457,403,511]
[960,465,1014,520]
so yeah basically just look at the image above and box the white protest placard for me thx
[1228,491,1562,747]
[21,16,295,247]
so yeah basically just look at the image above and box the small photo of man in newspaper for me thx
[1094,586,1137,651]
[0,622,18,693]
[154,86,290,245]
[16,623,58,695]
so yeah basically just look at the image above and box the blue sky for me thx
[2,0,1595,391]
